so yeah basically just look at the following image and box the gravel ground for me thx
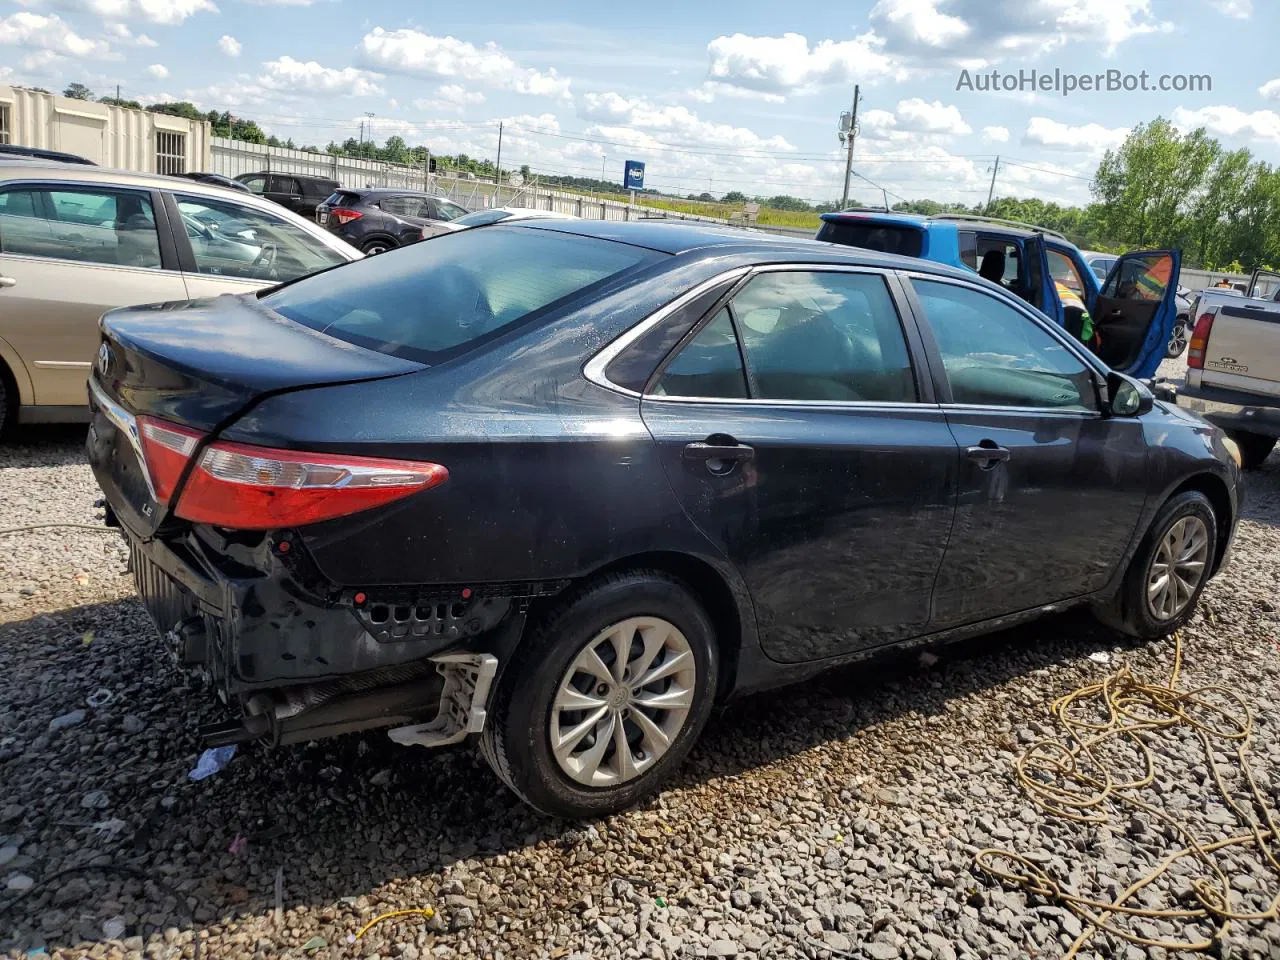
[2,359,1278,960]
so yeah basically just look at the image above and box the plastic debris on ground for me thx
[302,936,327,952]
[188,745,237,781]
[228,833,247,856]
[86,688,114,708]
[89,818,127,839]
[1088,651,1113,665]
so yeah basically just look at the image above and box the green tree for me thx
[765,195,812,212]
[380,135,409,164]
[722,191,747,203]
[99,96,142,109]
[63,83,94,100]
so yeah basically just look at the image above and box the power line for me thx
[999,158,1095,182]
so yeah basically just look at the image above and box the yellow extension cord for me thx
[975,632,1280,955]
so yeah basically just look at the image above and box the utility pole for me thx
[601,154,607,186]
[985,156,1001,212]
[494,121,504,193]
[360,112,374,146]
[838,84,860,210]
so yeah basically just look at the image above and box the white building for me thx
[0,85,210,173]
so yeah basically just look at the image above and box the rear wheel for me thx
[1167,317,1188,358]
[1098,491,1217,639]
[0,363,14,436]
[361,239,394,255]
[1227,430,1277,471]
[480,570,718,818]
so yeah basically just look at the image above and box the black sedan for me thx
[87,221,1242,818]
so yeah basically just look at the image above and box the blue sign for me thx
[624,160,645,190]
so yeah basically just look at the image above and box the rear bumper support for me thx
[387,653,499,748]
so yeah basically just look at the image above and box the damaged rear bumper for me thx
[123,527,526,747]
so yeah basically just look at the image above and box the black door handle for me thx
[684,441,754,462]
[965,443,1010,469]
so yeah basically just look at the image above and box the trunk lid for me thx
[1199,302,1280,394]
[88,293,424,538]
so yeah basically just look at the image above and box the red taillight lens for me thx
[1187,310,1216,369]
[331,208,363,225]
[174,441,447,529]
[137,417,203,503]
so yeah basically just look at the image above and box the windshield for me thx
[452,209,514,227]
[264,226,663,363]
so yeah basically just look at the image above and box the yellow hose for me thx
[353,908,435,941]
[975,632,1280,955]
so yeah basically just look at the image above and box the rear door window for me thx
[0,185,161,268]
[264,226,663,362]
[815,220,923,257]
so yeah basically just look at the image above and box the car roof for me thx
[820,209,1074,242]
[0,159,313,204]
[236,170,337,183]
[339,187,432,197]
[513,219,984,280]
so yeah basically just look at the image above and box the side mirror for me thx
[1106,371,1154,418]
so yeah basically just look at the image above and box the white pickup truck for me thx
[1172,269,1280,469]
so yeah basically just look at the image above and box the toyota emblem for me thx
[96,343,111,377]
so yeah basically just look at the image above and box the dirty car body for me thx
[89,221,1242,816]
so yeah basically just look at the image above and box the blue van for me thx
[815,211,1181,380]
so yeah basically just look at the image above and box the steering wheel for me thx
[251,242,278,277]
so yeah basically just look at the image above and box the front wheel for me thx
[480,571,718,818]
[1226,430,1277,471]
[1098,491,1217,640]
[1166,318,1188,358]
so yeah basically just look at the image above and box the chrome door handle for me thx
[0,276,16,288]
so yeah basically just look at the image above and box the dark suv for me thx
[315,188,469,254]
[235,172,340,219]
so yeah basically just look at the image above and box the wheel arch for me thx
[0,333,33,412]
[1169,472,1234,574]
[543,550,753,704]
[360,233,399,251]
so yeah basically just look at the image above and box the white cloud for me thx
[217,34,240,57]
[20,0,218,24]
[146,62,168,78]
[0,12,110,58]
[578,92,794,152]
[105,21,156,45]
[1022,116,1128,152]
[704,31,903,98]
[1211,0,1251,17]
[1259,79,1280,101]
[358,27,571,99]
[437,84,485,106]
[869,0,1168,63]
[259,56,383,97]
[982,125,1009,142]
[868,0,969,47]
[685,81,785,104]
[895,97,970,135]
[1172,105,1280,145]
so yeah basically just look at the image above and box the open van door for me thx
[1247,268,1280,301]
[1024,233,1064,325]
[1094,249,1181,378]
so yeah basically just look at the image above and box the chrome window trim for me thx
[88,376,158,501]
[641,395,939,412]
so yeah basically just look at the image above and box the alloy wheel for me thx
[1146,515,1210,620]
[1167,320,1188,357]
[364,242,390,255]
[549,616,696,787]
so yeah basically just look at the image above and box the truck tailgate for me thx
[1200,304,1280,397]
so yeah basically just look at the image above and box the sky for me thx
[0,0,1277,206]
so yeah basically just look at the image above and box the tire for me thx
[1226,430,1277,471]
[0,363,14,437]
[1100,491,1218,640]
[480,570,718,818]
[1166,317,1188,358]
[361,239,394,255]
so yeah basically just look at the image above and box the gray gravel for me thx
[1,393,1278,960]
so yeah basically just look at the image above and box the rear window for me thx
[325,191,361,208]
[816,219,923,258]
[263,226,663,363]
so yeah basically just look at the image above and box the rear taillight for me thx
[331,208,363,225]
[174,440,447,529]
[1188,310,1216,369]
[138,417,203,503]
